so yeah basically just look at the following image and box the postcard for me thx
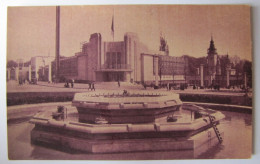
[6,5,252,160]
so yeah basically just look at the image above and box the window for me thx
[106,52,110,68]
[117,52,121,68]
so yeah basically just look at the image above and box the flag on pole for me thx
[111,15,114,41]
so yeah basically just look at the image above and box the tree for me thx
[234,61,244,86]
[243,60,252,88]
[7,60,18,68]
[243,60,252,75]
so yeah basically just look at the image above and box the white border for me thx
[0,0,259,164]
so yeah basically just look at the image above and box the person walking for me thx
[71,79,74,88]
[92,82,95,91]
[143,83,147,90]
[88,82,91,91]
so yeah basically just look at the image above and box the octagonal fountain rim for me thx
[29,109,225,134]
[72,90,182,107]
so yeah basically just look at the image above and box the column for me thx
[7,69,10,80]
[15,67,19,81]
[97,33,101,70]
[154,56,159,86]
[226,66,231,87]
[141,54,144,82]
[36,66,39,80]
[210,75,213,86]
[29,65,31,81]
[48,64,52,82]
[244,73,247,88]
[200,64,204,87]
[125,72,131,82]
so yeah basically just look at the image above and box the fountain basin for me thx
[29,91,225,153]
[29,105,225,153]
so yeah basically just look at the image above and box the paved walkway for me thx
[7,80,143,93]
[6,80,252,121]
[6,80,250,97]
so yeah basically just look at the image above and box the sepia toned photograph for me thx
[6,5,252,160]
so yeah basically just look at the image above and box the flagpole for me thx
[113,7,114,42]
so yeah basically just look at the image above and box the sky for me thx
[7,5,252,62]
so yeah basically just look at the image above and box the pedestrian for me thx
[143,83,147,90]
[123,90,128,95]
[88,83,91,90]
[64,82,69,88]
[118,80,120,87]
[18,79,22,85]
[71,79,74,88]
[92,82,95,91]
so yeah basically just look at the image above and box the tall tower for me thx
[208,36,217,55]
[55,6,60,81]
[207,36,218,76]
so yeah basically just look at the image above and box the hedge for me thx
[179,93,252,106]
[7,92,252,107]
[7,92,75,106]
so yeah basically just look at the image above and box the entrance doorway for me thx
[105,72,124,81]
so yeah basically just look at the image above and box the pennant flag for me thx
[111,16,114,33]
[111,15,114,40]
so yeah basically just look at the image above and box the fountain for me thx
[29,90,225,153]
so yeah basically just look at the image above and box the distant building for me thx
[158,55,187,84]
[7,32,249,88]
[198,37,243,88]
[4,32,245,89]
[6,59,28,82]
[31,56,54,82]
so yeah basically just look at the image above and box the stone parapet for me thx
[72,91,183,123]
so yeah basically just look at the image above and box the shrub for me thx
[7,92,75,106]
[180,93,232,105]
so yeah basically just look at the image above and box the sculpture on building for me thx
[159,33,169,56]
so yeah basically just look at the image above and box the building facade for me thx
[158,55,187,84]
[7,33,249,88]
[58,32,162,83]
[51,33,248,88]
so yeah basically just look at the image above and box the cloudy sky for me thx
[7,5,252,62]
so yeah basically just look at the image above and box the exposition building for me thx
[58,32,164,84]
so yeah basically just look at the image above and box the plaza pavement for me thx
[6,80,250,97]
[6,80,252,121]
